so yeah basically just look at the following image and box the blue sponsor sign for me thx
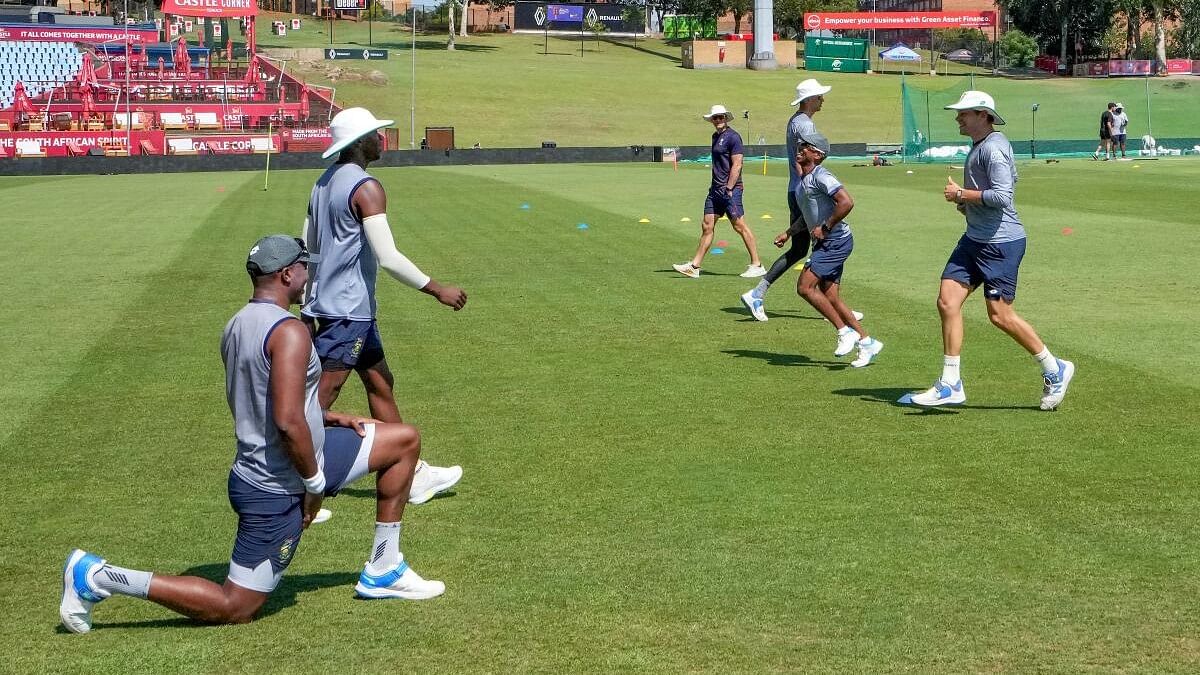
[547,4,583,22]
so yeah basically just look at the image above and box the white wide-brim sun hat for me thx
[944,90,1006,125]
[322,107,395,159]
[790,78,831,106]
[702,104,731,120]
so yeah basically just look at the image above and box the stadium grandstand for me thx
[0,0,337,157]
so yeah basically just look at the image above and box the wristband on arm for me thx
[301,471,326,495]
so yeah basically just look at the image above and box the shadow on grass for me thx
[73,564,359,632]
[831,387,1042,413]
[722,348,846,370]
[654,268,742,277]
[718,306,822,321]
[602,37,682,63]
[336,487,458,503]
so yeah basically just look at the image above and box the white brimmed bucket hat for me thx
[790,78,831,106]
[323,107,395,159]
[702,104,731,120]
[944,90,1006,125]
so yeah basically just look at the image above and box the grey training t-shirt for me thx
[797,165,850,239]
[786,111,816,190]
[222,300,326,495]
[303,162,379,321]
[962,131,1026,244]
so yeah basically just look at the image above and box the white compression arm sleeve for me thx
[361,213,432,290]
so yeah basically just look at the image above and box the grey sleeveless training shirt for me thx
[302,162,379,321]
[221,300,325,494]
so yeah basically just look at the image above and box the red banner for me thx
[1165,59,1192,74]
[161,0,258,18]
[804,12,995,31]
[0,130,165,157]
[1107,59,1152,76]
[0,24,159,44]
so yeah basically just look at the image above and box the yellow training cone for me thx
[760,214,773,219]
[638,218,651,223]
[680,217,691,222]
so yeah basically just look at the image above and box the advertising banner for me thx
[187,134,279,154]
[332,0,368,10]
[514,2,640,33]
[0,24,159,43]
[324,48,389,60]
[1165,59,1192,74]
[0,130,164,157]
[803,11,995,31]
[547,5,583,22]
[1106,59,1152,76]
[161,0,258,17]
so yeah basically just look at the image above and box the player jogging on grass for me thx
[60,236,446,634]
[673,104,766,279]
[902,91,1075,409]
[792,130,883,368]
[740,79,862,324]
[302,107,466,513]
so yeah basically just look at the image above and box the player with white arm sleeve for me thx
[301,108,467,517]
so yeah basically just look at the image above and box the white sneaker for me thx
[672,262,700,278]
[904,380,966,406]
[409,460,463,505]
[1039,359,1075,410]
[740,264,767,278]
[312,508,332,524]
[740,291,768,321]
[834,329,861,357]
[61,549,110,634]
[850,338,883,368]
[355,559,445,600]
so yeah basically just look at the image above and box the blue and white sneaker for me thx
[355,559,445,600]
[740,291,768,322]
[60,549,109,634]
[1040,359,1075,410]
[903,379,966,406]
[850,338,883,368]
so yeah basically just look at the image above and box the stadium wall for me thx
[0,145,662,176]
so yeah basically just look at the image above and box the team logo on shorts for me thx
[985,287,1002,299]
[350,337,364,358]
[279,537,295,565]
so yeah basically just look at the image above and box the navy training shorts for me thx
[806,232,854,284]
[941,234,1026,302]
[312,318,385,371]
[704,186,745,219]
[227,427,370,580]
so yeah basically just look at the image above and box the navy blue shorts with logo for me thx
[942,234,1026,302]
[704,186,745,219]
[312,318,385,370]
[806,232,854,283]
[1112,133,1127,144]
[227,427,367,577]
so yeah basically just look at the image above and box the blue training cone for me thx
[711,248,724,255]
[577,223,589,229]
[520,203,531,210]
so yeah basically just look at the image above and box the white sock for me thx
[751,279,770,299]
[368,522,403,571]
[857,336,874,346]
[941,355,961,385]
[838,325,856,336]
[1033,347,1058,375]
[90,564,152,599]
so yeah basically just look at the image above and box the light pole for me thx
[1030,103,1039,159]
[123,0,130,154]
